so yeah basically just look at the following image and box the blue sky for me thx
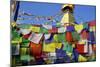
[16,1,96,24]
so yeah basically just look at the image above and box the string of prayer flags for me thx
[11,21,96,65]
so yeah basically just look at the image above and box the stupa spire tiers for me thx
[60,4,75,26]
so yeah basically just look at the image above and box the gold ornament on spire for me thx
[62,4,74,13]
[60,4,75,26]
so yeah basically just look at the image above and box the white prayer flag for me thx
[19,28,31,35]
[58,27,66,33]
[28,33,43,44]
[42,24,52,29]
[44,34,51,40]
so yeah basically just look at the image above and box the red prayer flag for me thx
[66,32,73,43]
[29,42,42,59]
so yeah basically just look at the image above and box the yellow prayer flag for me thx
[11,37,22,44]
[66,52,72,57]
[43,42,56,52]
[11,22,17,27]
[78,40,85,44]
[20,48,27,55]
[53,34,58,42]
[43,42,62,52]
[75,24,83,33]
[30,26,40,32]
[55,43,62,49]
[78,55,87,62]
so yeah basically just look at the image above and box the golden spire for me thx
[60,4,75,26]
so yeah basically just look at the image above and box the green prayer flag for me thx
[12,28,21,42]
[53,33,66,42]
[83,23,88,29]
[22,38,30,43]
[72,31,80,41]
[21,55,31,61]
[56,22,61,27]
[17,24,32,29]
[63,42,73,53]
[21,38,30,47]
[40,27,48,34]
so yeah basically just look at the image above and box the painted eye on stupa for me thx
[61,6,73,13]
